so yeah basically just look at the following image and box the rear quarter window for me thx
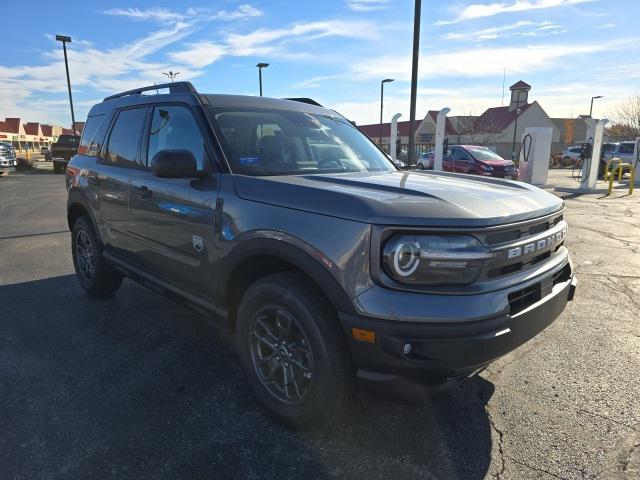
[78,115,105,155]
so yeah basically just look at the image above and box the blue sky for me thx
[0,0,637,127]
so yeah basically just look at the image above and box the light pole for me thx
[589,95,603,118]
[163,71,180,82]
[379,78,394,147]
[256,63,269,96]
[511,107,522,161]
[407,0,422,167]
[55,35,76,134]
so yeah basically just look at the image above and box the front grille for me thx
[485,229,521,245]
[480,213,566,280]
[508,283,541,315]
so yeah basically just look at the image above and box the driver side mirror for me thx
[151,149,200,178]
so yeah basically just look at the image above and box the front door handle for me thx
[133,185,152,199]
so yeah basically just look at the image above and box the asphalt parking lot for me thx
[1,169,639,480]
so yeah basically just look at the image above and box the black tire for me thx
[235,272,355,429]
[417,162,424,170]
[71,215,122,296]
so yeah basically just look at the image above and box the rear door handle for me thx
[133,184,152,199]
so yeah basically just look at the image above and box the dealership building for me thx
[358,81,591,159]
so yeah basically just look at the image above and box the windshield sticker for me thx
[240,156,261,166]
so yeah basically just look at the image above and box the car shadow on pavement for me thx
[0,274,494,480]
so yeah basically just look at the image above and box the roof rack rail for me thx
[103,81,197,102]
[284,98,323,107]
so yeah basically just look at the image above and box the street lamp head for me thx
[55,35,72,43]
[593,95,604,99]
[382,78,394,84]
[256,63,269,68]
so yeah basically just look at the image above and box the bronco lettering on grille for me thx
[506,227,567,259]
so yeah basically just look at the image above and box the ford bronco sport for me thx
[66,82,576,428]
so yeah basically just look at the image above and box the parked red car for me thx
[417,145,518,179]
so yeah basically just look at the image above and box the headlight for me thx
[382,234,493,285]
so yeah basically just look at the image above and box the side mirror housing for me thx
[151,149,198,178]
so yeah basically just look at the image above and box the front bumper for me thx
[0,159,17,172]
[340,266,576,403]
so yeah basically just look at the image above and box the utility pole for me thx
[589,95,603,118]
[379,79,394,147]
[55,35,76,133]
[407,0,421,166]
[256,63,269,96]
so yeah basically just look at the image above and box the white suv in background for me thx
[0,142,17,175]
[604,141,637,164]
[561,146,583,162]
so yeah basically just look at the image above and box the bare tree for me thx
[609,93,640,140]
[456,113,502,146]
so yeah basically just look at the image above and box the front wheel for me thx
[236,272,355,429]
[417,162,424,170]
[71,215,122,296]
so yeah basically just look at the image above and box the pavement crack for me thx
[477,388,506,480]
[506,456,571,480]
[577,409,640,433]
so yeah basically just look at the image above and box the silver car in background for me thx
[0,142,17,175]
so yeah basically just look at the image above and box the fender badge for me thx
[192,235,204,252]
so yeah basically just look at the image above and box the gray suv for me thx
[66,82,576,428]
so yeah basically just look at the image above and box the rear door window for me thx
[105,108,147,167]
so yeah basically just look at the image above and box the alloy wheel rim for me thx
[249,306,315,405]
[75,230,96,281]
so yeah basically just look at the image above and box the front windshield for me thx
[208,107,395,175]
[466,146,507,162]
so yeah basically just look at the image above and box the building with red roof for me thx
[358,81,590,159]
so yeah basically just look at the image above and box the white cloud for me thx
[103,7,186,23]
[169,42,227,67]
[103,4,263,23]
[346,0,391,12]
[225,19,376,57]
[437,0,595,25]
[292,74,346,89]
[441,20,564,42]
[350,41,615,81]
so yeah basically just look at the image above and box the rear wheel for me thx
[417,162,424,170]
[236,272,354,429]
[71,215,122,296]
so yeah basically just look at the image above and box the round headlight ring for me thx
[393,241,420,277]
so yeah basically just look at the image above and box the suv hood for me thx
[234,170,563,227]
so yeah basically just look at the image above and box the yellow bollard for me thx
[608,169,615,195]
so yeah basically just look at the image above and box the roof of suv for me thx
[88,81,336,118]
